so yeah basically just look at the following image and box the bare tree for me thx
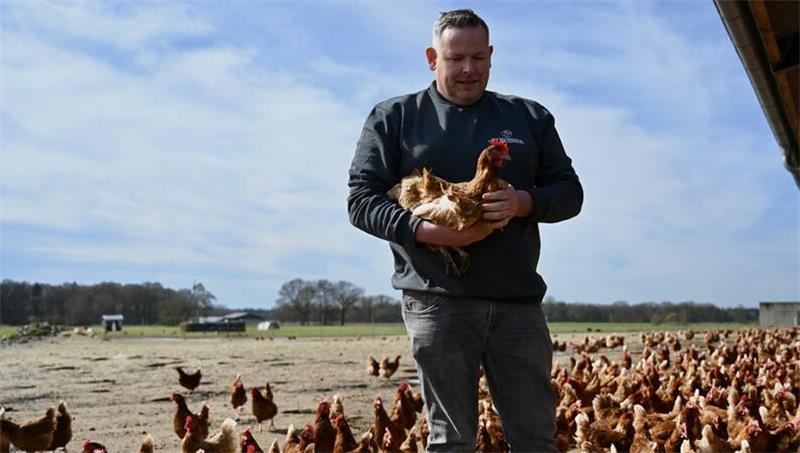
[276,279,317,325]
[360,294,395,324]
[332,281,364,326]
[315,280,336,325]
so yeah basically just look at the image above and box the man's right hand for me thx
[413,221,491,247]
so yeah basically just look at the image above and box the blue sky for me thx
[1,0,797,309]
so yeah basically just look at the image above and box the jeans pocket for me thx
[402,292,442,315]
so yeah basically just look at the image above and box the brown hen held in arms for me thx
[388,139,511,274]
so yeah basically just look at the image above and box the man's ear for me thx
[425,47,437,71]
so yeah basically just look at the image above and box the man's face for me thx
[426,26,493,106]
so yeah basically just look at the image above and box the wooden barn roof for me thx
[715,0,799,187]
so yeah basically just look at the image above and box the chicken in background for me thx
[476,414,495,453]
[313,400,336,453]
[230,374,248,417]
[729,420,772,453]
[171,393,210,440]
[284,424,315,453]
[330,394,345,421]
[0,407,8,453]
[371,395,406,448]
[630,405,658,453]
[332,414,357,453]
[252,383,278,431]
[0,406,57,452]
[388,383,417,431]
[82,438,109,453]
[411,390,424,414]
[387,139,511,273]
[268,438,281,453]
[137,433,155,453]
[240,426,264,453]
[695,424,733,453]
[283,424,301,453]
[47,401,73,451]
[182,415,237,453]
[379,355,401,380]
[399,427,418,453]
[343,431,373,453]
[366,356,380,378]
[175,366,203,393]
[418,413,429,451]
[381,426,402,453]
[481,400,506,452]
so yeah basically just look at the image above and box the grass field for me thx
[0,321,759,339]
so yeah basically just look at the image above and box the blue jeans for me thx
[401,291,556,453]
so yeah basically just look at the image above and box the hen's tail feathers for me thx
[387,183,401,201]
[138,433,154,453]
[431,246,470,275]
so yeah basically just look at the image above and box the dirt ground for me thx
[0,331,596,452]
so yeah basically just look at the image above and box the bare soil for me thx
[0,331,591,452]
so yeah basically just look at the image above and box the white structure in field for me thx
[759,301,800,326]
[101,314,124,332]
[257,321,280,331]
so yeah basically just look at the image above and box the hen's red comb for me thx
[488,139,509,153]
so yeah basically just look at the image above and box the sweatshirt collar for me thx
[428,81,487,109]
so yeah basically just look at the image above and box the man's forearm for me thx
[414,221,490,247]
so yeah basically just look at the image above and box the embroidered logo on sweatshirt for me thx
[492,130,525,145]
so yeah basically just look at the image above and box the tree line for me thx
[0,280,221,326]
[0,278,758,327]
[0,278,404,326]
[541,297,758,324]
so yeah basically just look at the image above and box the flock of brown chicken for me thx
[553,328,800,453]
[1,328,799,452]
[0,353,412,453]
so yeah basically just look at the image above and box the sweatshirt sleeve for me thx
[529,108,584,223]
[347,105,422,246]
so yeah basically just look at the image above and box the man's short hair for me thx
[432,9,489,47]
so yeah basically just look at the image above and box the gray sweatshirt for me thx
[347,82,583,302]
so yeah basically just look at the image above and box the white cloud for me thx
[4,0,211,52]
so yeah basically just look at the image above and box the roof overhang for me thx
[714,0,799,187]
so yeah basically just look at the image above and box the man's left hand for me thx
[481,185,533,229]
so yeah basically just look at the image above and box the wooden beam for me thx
[748,0,782,64]
[749,0,800,144]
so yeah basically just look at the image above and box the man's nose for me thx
[461,58,476,74]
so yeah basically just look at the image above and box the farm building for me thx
[101,314,123,332]
[197,312,265,325]
[222,312,265,325]
[759,301,800,326]
[198,316,224,324]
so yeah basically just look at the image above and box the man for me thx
[348,9,582,452]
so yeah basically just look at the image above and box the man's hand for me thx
[481,185,533,229]
[414,221,492,247]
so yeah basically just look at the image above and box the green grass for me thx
[547,322,757,334]
[0,325,16,337]
[0,321,759,340]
